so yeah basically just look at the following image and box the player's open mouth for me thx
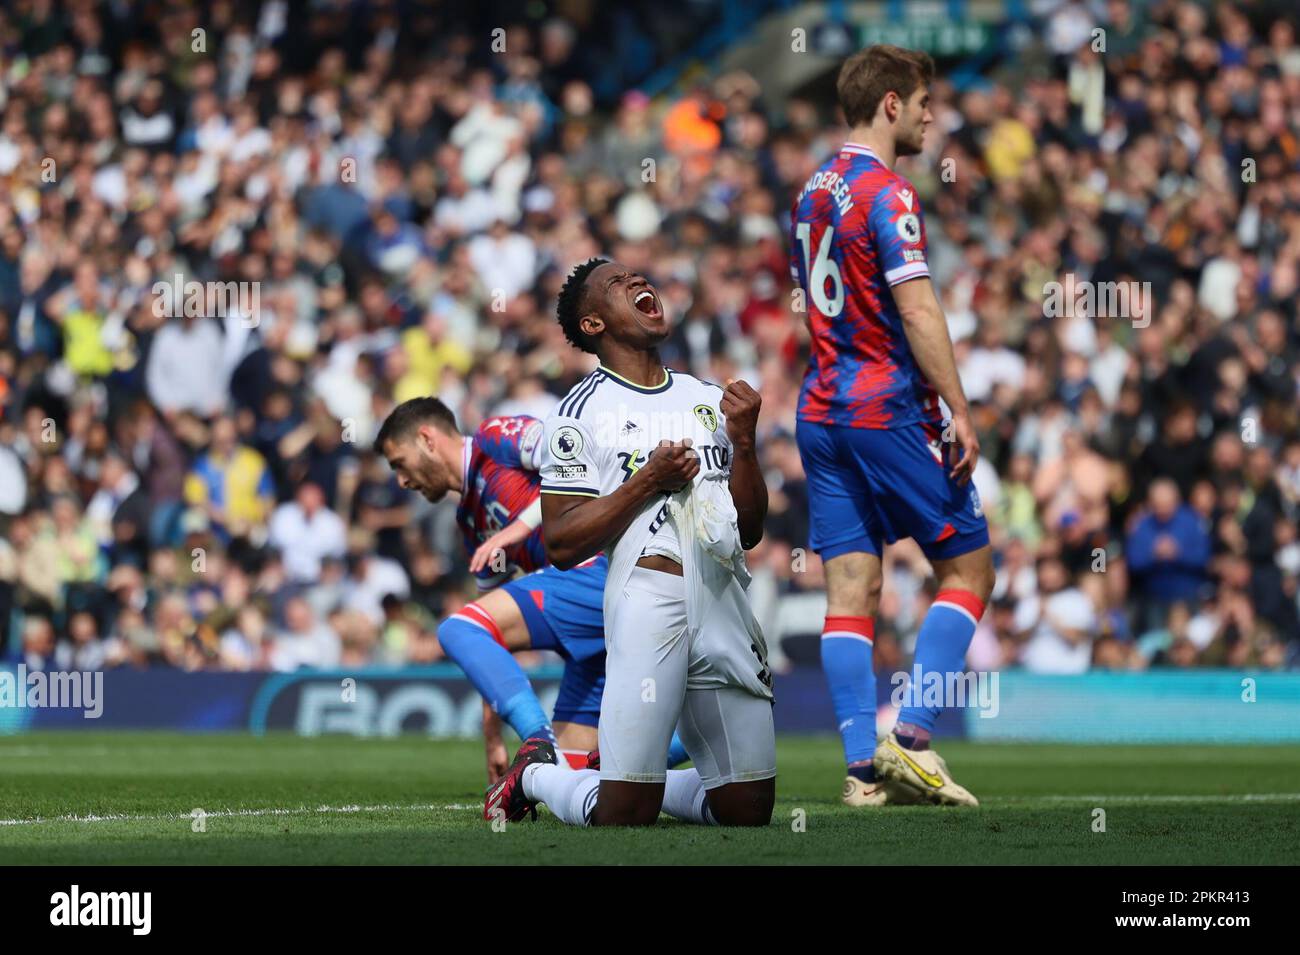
[633,289,660,317]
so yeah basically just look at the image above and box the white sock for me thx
[661,768,715,825]
[522,764,600,827]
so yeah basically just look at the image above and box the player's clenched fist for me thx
[644,439,700,492]
[721,379,761,449]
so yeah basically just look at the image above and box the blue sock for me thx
[667,732,690,768]
[821,616,877,767]
[438,611,554,743]
[896,589,985,734]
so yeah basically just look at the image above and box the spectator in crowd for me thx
[1013,556,1099,675]
[270,596,341,672]
[183,415,276,542]
[145,314,227,418]
[12,616,58,671]
[56,610,108,672]
[341,535,411,628]
[268,482,347,585]
[1126,478,1213,629]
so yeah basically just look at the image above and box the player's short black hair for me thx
[373,396,459,454]
[556,257,608,354]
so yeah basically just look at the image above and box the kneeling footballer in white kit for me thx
[483,258,776,827]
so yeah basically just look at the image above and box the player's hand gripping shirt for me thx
[537,366,736,564]
[790,141,943,430]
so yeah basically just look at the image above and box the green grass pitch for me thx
[1,733,1297,864]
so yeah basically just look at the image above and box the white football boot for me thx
[841,774,923,807]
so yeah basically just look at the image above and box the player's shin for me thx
[522,764,600,827]
[894,590,986,748]
[437,614,555,743]
[821,616,877,779]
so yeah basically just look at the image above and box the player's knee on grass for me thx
[589,780,664,827]
[706,779,775,827]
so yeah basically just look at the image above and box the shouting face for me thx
[579,262,670,348]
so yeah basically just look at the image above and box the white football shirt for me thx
[539,364,735,567]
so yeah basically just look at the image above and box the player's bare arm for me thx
[540,441,699,569]
[892,276,980,485]
[468,523,528,573]
[721,379,767,549]
[468,499,541,573]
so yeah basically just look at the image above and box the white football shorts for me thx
[597,565,776,789]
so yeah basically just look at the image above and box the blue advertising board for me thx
[2,665,1298,743]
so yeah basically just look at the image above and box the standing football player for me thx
[790,45,994,807]
[484,258,776,827]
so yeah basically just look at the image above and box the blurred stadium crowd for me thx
[1,0,1298,678]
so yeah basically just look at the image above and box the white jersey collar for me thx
[598,364,672,394]
[841,141,883,162]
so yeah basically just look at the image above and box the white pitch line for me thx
[0,746,111,758]
[0,802,479,828]
[995,793,1300,805]
[4,794,1300,827]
